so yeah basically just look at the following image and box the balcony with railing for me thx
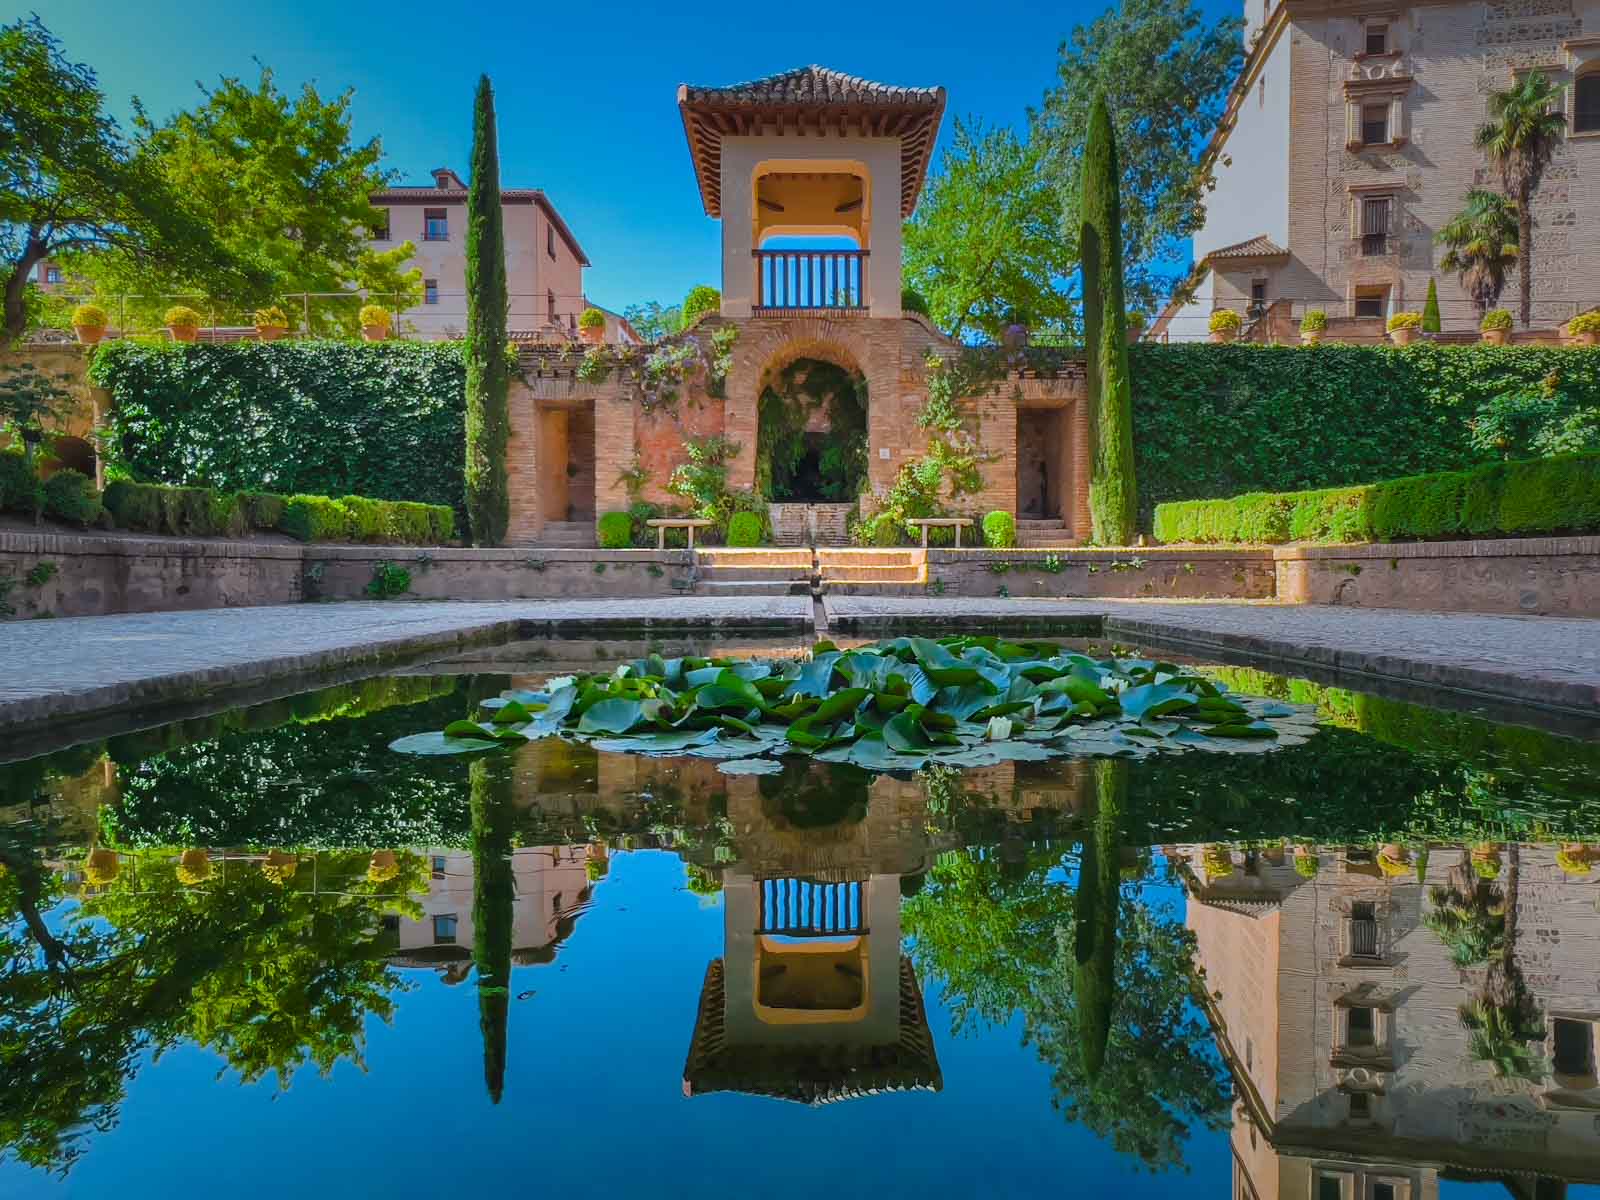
[756,877,866,938]
[753,249,868,313]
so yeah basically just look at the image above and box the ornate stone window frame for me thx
[1565,37,1600,138]
[1344,70,1412,151]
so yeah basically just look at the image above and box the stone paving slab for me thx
[823,596,1600,717]
[0,597,813,734]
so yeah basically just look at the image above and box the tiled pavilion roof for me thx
[677,66,946,219]
[1205,234,1289,262]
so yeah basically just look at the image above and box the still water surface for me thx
[3,639,1599,1196]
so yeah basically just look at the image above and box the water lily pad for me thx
[716,757,786,776]
[388,731,505,756]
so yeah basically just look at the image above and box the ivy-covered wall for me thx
[1128,343,1600,525]
[90,341,468,522]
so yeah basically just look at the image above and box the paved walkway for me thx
[2,596,1597,736]
[823,597,1600,717]
[0,598,813,732]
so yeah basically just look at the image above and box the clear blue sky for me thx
[21,0,1237,313]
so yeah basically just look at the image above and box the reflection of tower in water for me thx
[680,761,944,1105]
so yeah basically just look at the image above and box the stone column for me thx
[1068,398,1093,540]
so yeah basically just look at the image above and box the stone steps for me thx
[536,521,594,548]
[1016,520,1077,547]
[816,549,921,568]
[694,579,812,596]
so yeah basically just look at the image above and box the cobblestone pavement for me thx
[0,597,813,732]
[823,596,1600,715]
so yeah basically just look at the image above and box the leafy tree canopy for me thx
[622,300,684,344]
[0,16,251,341]
[903,119,1079,343]
[1030,0,1244,314]
[69,65,419,333]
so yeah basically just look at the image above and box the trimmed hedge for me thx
[0,450,41,515]
[89,340,469,527]
[1129,343,1600,527]
[103,480,452,544]
[42,470,104,527]
[1154,452,1600,544]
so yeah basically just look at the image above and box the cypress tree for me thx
[1422,277,1442,333]
[1080,94,1138,545]
[470,757,516,1103]
[464,75,510,546]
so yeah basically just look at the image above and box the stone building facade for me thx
[1177,841,1600,1197]
[505,67,1089,548]
[1156,0,1600,341]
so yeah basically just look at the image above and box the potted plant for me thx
[1126,310,1148,345]
[359,304,391,342]
[83,848,120,887]
[367,849,400,883]
[1566,310,1600,347]
[1556,844,1592,876]
[254,305,290,342]
[1300,309,1328,345]
[578,306,607,345]
[164,305,202,343]
[71,303,109,345]
[261,849,298,885]
[1208,309,1243,343]
[177,848,212,886]
[1386,311,1423,345]
[1480,308,1513,346]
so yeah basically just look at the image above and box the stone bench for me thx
[645,518,714,550]
[909,517,975,548]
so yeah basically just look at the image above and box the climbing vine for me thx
[754,358,868,502]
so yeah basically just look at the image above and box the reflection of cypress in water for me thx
[1074,760,1125,1079]
[471,756,515,1104]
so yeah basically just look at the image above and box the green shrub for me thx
[253,305,289,329]
[901,288,929,317]
[41,470,104,527]
[681,286,720,328]
[0,450,40,516]
[339,494,386,542]
[72,303,108,329]
[597,511,633,549]
[238,491,287,530]
[1387,312,1423,332]
[726,511,763,547]
[982,510,1016,548]
[1154,452,1600,543]
[365,560,411,598]
[102,480,162,532]
[1208,310,1241,334]
[1300,310,1327,333]
[1569,311,1600,336]
[578,307,607,332]
[1481,309,1514,332]
[280,495,355,542]
[358,304,390,329]
[101,481,238,536]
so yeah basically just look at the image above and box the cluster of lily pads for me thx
[388,636,1320,774]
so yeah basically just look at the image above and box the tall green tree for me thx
[463,75,510,546]
[0,16,249,340]
[1436,188,1520,317]
[1080,94,1138,545]
[1031,0,1244,315]
[621,300,683,344]
[1474,70,1567,328]
[1072,760,1125,1078]
[903,119,1078,342]
[1422,277,1441,332]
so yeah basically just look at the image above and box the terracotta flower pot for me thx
[256,325,287,342]
[74,324,106,346]
[1482,328,1509,346]
[1574,331,1599,347]
[579,324,605,345]
[361,324,388,343]
[1301,331,1323,346]
[1209,329,1237,344]
[1389,327,1417,346]
[167,324,199,344]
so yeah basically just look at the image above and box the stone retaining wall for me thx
[0,533,694,619]
[1273,536,1600,617]
[925,548,1277,600]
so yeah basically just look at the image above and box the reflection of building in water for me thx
[387,844,593,982]
[1174,842,1600,1198]
[680,765,944,1105]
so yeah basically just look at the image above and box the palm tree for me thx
[1435,189,1520,316]
[1474,71,1568,327]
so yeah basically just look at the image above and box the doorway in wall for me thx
[1016,410,1062,520]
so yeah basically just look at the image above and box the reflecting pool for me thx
[3,642,1600,1196]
